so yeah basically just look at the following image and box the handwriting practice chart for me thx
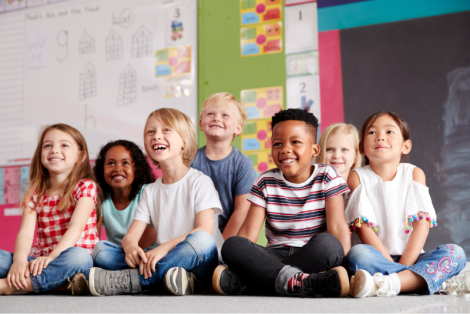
[0,0,198,167]
[241,86,283,173]
[239,0,283,57]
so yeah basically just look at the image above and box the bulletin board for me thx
[0,0,198,168]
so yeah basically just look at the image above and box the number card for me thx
[155,45,191,77]
[241,86,283,119]
[165,3,190,47]
[286,75,321,121]
[285,3,318,54]
[242,119,272,151]
[240,22,282,57]
[246,150,276,173]
[240,0,282,25]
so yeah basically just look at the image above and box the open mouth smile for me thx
[153,144,168,152]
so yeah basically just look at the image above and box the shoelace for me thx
[439,274,470,296]
[109,271,130,291]
[66,277,75,295]
[295,275,324,298]
[374,275,397,297]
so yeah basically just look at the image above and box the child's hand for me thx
[125,245,147,269]
[7,259,30,290]
[141,246,169,280]
[29,255,56,276]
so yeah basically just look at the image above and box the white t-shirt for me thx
[134,168,224,257]
[345,163,437,255]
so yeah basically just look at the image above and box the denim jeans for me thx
[0,247,93,293]
[92,231,219,291]
[222,233,344,295]
[346,244,467,294]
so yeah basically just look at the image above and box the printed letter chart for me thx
[3,167,21,205]
[155,45,191,77]
[241,22,283,57]
[240,0,282,25]
[241,86,283,173]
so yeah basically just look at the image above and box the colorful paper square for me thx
[241,86,283,119]
[242,118,272,151]
[155,45,191,77]
[240,0,282,25]
[240,22,283,57]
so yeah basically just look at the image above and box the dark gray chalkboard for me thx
[340,11,470,254]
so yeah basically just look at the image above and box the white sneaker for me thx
[439,271,470,296]
[349,270,397,298]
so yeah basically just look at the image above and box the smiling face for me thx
[271,120,319,184]
[41,129,81,176]
[324,133,356,178]
[199,102,242,142]
[362,114,412,164]
[145,115,185,167]
[103,145,135,192]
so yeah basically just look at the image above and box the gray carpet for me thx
[2,266,470,313]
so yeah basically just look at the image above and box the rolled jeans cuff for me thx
[30,275,43,293]
[275,265,302,295]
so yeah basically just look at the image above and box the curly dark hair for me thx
[272,109,319,142]
[93,140,155,201]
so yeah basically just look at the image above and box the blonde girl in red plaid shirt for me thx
[0,124,101,295]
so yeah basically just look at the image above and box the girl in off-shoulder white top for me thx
[346,111,466,298]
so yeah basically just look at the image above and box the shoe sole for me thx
[212,265,228,295]
[350,269,373,298]
[88,268,103,297]
[331,266,350,298]
[165,267,194,296]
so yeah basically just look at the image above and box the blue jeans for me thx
[0,247,93,293]
[346,244,467,294]
[92,231,219,291]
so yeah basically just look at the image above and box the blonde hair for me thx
[145,108,197,168]
[20,124,101,217]
[316,123,362,171]
[200,92,247,125]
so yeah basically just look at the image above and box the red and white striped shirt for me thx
[28,179,99,257]
[248,164,349,248]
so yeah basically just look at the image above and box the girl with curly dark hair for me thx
[92,140,156,268]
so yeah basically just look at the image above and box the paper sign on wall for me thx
[246,150,276,173]
[242,118,273,152]
[241,86,283,119]
[240,22,282,57]
[164,74,191,97]
[286,51,318,77]
[285,0,315,6]
[0,169,4,205]
[165,3,190,47]
[155,45,191,77]
[287,75,321,121]
[240,0,282,25]
[3,167,21,205]
[285,3,318,54]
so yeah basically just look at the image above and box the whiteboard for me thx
[0,0,198,166]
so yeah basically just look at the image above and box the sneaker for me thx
[89,267,141,296]
[439,272,470,295]
[51,273,90,295]
[291,266,350,298]
[212,265,248,295]
[349,270,397,298]
[164,267,196,296]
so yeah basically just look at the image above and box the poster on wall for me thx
[286,51,318,77]
[287,75,321,121]
[165,3,190,46]
[155,45,191,77]
[284,2,318,54]
[240,22,283,57]
[239,0,282,25]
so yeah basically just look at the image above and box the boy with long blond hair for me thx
[192,93,258,239]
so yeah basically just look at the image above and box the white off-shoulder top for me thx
[345,163,437,256]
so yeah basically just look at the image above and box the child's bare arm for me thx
[8,208,37,290]
[348,171,394,262]
[325,195,351,256]
[222,193,251,240]
[122,220,148,268]
[398,167,429,265]
[138,227,157,249]
[96,217,102,239]
[237,203,266,243]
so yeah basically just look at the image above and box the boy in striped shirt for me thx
[213,109,351,298]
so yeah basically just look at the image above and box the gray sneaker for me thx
[164,267,196,296]
[439,271,470,295]
[89,267,141,296]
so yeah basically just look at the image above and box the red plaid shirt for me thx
[29,179,99,257]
